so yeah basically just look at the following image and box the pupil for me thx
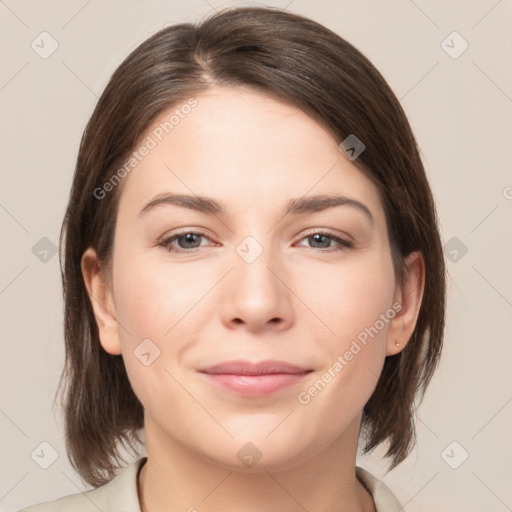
[180,233,200,248]
[311,234,329,248]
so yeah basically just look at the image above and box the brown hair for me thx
[56,6,446,487]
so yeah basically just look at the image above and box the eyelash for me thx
[157,230,353,254]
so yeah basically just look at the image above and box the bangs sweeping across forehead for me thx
[57,6,445,487]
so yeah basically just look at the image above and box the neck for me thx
[137,416,375,512]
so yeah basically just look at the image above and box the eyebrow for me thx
[138,193,374,224]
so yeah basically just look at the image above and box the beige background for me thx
[1,1,511,511]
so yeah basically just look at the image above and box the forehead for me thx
[117,86,385,223]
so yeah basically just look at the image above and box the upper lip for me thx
[199,359,312,375]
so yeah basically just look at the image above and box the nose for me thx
[220,241,294,334]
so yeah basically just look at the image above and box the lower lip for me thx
[200,372,310,396]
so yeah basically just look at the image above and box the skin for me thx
[82,85,424,512]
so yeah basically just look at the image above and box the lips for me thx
[198,359,312,397]
[200,359,311,375]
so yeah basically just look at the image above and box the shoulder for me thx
[355,466,403,512]
[18,457,147,512]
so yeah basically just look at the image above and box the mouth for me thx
[198,359,313,397]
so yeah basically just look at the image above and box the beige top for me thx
[19,457,403,512]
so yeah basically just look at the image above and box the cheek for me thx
[112,242,206,338]
[300,249,396,395]
[110,242,216,400]
[110,246,200,406]
[304,250,396,342]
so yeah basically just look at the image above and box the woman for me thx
[20,6,445,512]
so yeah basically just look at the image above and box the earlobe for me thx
[81,247,122,355]
[386,251,425,356]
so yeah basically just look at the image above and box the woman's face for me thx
[90,86,409,471]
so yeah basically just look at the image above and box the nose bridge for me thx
[230,208,278,275]
[233,231,281,298]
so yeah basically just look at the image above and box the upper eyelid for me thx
[161,227,349,238]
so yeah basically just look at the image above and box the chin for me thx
[195,432,316,474]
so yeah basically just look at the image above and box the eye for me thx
[295,232,353,252]
[157,231,214,253]
[157,230,353,254]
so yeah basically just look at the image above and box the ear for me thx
[386,251,425,356]
[81,247,122,355]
